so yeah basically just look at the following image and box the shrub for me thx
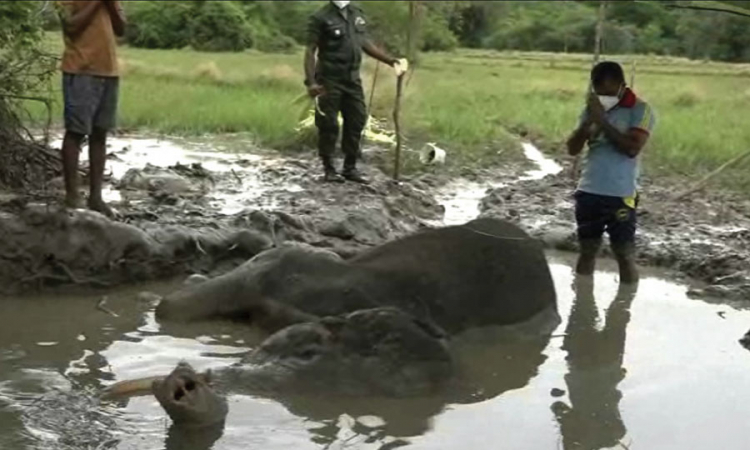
[421,15,459,52]
[124,1,193,49]
[188,1,253,52]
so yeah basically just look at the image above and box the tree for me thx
[0,1,60,190]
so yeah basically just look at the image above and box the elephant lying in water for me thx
[109,218,559,429]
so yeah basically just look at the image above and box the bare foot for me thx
[88,198,118,219]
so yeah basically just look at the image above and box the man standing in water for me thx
[567,62,656,284]
[56,0,126,217]
[305,1,406,184]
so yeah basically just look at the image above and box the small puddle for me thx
[50,135,304,215]
[437,179,504,227]
[520,142,564,182]
[1,254,749,449]
[436,142,562,226]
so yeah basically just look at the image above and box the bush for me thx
[124,1,193,49]
[421,14,459,52]
[245,16,297,53]
[359,1,410,55]
[188,1,253,52]
[267,1,326,44]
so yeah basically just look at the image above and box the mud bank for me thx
[2,134,747,304]
[0,136,442,294]
[480,168,750,302]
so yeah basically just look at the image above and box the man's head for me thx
[591,61,626,97]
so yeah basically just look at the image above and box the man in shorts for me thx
[567,61,656,284]
[56,0,126,217]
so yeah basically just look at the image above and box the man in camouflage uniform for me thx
[305,1,406,184]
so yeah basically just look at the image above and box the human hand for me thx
[393,58,409,77]
[587,91,605,125]
[307,83,325,98]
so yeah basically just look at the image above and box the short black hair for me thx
[591,61,625,86]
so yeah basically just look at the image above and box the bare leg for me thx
[576,238,602,276]
[62,131,85,208]
[612,242,639,285]
[87,127,114,217]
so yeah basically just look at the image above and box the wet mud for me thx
[0,136,442,295]
[480,166,750,303]
[2,135,747,306]
[1,134,749,449]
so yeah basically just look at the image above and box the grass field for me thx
[37,35,750,188]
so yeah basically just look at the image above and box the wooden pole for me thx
[392,1,422,180]
[406,1,423,64]
[674,149,750,200]
[593,0,607,64]
[358,61,381,160]
[393,74,405,180]
[367,62,381,116]
[572,0,607,181]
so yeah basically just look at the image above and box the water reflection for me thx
[7,262,750,450]
[164,423,225,450]
[553,277,638,450]
[277,308,558,447]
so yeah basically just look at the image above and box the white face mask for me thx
[596,85,625,111]
[332,1,350,9]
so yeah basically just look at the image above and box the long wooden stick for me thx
[358,61,381,160]
[367,62,380,116]
[593,0,607,63]
[393,74,405,180]
[674,149,750,200]
[572,0,607,181]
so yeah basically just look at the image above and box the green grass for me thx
[35,34,750,188]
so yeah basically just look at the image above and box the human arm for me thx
[58,0,103,38]
[103,0,127,37]
[304,43,325,97]
[362,40,398,66]
[587,92,652,159]
[304,15,325,98]
[567,111,595,157]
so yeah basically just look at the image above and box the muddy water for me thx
[1,254,749,450]
[51,134,304,215]
[437,142,563,226]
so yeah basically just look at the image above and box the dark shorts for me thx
[574,191,639,244]
[63,73,119,135]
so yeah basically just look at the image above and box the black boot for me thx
[322,157,345,183]
[323,168,345,183]
[342,168,369,184]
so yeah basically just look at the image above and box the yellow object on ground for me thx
[296,108,396,146]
